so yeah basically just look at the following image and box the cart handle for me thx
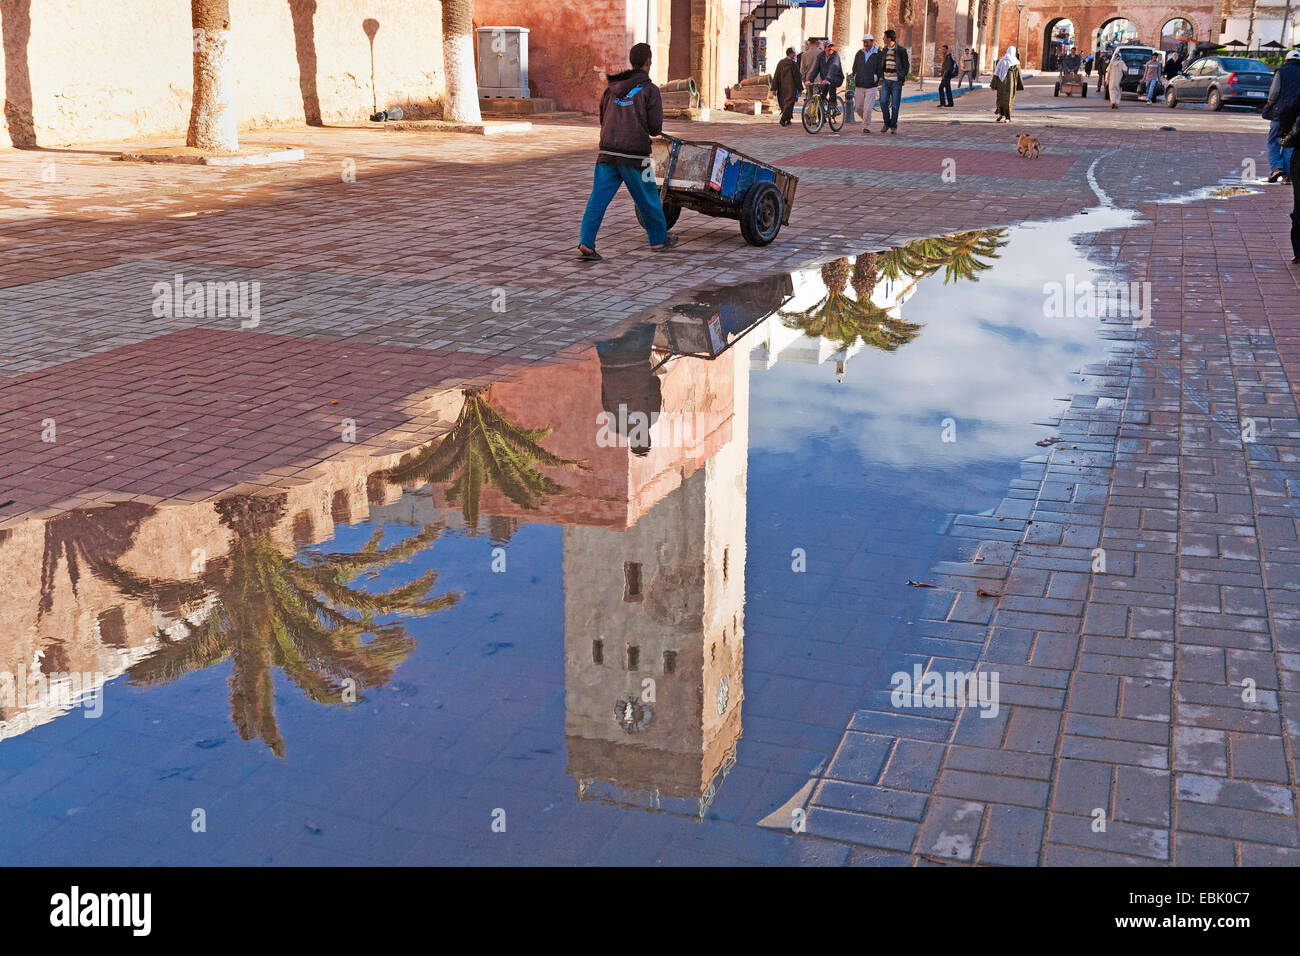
[660,138,681,204]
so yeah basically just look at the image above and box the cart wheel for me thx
[739,182,783,246]
[635,200,682,231]
[1054,83,1061,96]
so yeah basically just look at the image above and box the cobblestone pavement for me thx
[2,76,1299,864]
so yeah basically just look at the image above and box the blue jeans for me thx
[879,79,903,128]
[1268,120,1295,176]
[1146,80,1159,103]
[579,161,668,249]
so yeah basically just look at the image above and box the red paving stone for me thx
[0,329,529,517]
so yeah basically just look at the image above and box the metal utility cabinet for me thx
[477,26,529,98]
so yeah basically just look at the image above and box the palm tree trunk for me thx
[832,0,853,53]
[187,0,238,151]
[988,0,1003,65]
[441,0,482,123]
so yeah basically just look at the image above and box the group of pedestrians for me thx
[776,34,1025,129]
[772,33,911,133]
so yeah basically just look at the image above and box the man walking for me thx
[798,38,823,117]
[1264,50,1300,184]
[937,45,957,107]
[773,46,801,126]
[959,48,974,89]
[971,48,980,85]
[1142,52,1162,104]
[798,38,822,87]
[878,29,910,134]
[577,43,677,260]
[851,34,883,132]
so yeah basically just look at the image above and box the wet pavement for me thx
[2,76,1300,865]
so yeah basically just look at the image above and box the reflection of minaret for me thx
[563,343,750,817]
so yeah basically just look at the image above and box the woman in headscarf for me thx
[991,46,1023,123]
[1106,52,1124,109]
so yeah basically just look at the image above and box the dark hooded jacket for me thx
[808,49,845,88]
[1264,59,1300,122]
[1279,87,1300,150]
[598,69,663,167]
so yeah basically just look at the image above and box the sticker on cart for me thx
[709,150,730,191]
[706,312,726,354]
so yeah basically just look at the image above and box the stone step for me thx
[478,96,556,115]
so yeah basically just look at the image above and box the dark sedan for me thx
[1165,56,1274,110]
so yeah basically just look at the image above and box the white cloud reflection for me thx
[749,208,1144,472]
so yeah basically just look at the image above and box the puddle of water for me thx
[0,216,1141,864]
[1153,179,1264,204]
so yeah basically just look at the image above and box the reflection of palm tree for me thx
[781,256,923,352]
[879,229,1009,285]
[106,494,458,757]
[37,502,156,618]
[932,229,1009,283]
[850,252,878,301]
[385,387,586,527]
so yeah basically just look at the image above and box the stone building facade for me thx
[1,0,448,148]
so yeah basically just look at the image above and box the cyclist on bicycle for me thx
[806,39,844,111]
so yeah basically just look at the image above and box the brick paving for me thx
[3,76,1300,864]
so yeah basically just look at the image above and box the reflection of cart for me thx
[1054,67,1087,97]
[637,136,798,246]
[649,273,795,370]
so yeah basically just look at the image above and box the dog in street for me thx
[1015,133,1042,158]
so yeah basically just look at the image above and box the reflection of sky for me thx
[753,214,1134,495]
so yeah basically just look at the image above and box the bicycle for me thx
[801,82,844,134]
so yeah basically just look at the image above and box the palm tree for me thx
[105,493,458,756]
[386,387,586,527]
[441,0,482,122]
[187,0,238,151]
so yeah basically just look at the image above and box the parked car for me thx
[1103,45,1161,100]
[1164,56,1274,110]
